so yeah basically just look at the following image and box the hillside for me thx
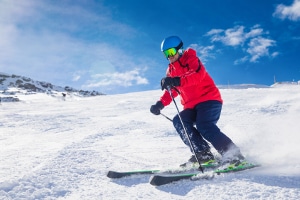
[0,84,299,199]
[0,72,104,102]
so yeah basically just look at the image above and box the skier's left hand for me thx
[150,101,164,115]
[161,77,180,90]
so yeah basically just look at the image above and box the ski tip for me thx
[149,175,167,186]
[107,171,123,179]
[149,176,159,186]
[107,171,116,178]
[149,173,196,186]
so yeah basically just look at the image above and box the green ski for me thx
[107,169,160,178]
[107,160,219,179]
[149,161,260,186]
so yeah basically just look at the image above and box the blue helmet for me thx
[161,36,183,52]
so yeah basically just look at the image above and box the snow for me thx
[0,85,300,200]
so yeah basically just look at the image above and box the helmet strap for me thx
[176,41,183,50]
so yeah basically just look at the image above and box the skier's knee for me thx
[197,123,215,137]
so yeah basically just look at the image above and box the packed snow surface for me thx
[0,85,299,199]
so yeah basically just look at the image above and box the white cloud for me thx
[206,25,278,63]
[72,71,83,82]
[206,26,246,46]
[245,25,264,38]
[0,0,145,92]
[206,25,264,47]
[206,29,224,35]
[247,37,276,62]
[85,68,149,88]
[273,0,300,21]
[234,56,249,65]
[271,52,279,58]
[189,44,215,63]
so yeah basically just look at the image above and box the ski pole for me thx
[166,86,204,173]
[160,113,173,122]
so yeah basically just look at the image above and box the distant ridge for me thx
[218,81,300,89]
[271,81,300,87]
[218,84,270,89]
[0,72,104,102]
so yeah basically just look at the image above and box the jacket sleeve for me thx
[160,87,178,106]
[179,49,207,87]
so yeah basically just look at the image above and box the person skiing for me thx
[150,36,244,166]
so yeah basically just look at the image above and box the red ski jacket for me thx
[159,48,222,109]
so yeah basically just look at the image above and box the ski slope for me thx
[0,85,299,199]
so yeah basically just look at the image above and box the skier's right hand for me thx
[150,101,164,115]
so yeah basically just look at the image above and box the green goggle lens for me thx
[163,48,177,58]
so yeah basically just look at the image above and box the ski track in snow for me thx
[0,86,300,199]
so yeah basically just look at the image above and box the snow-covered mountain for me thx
[0,82,299,199]
[218,84,270,89]
[0,72,104,102]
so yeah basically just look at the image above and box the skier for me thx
[150,36,244,166]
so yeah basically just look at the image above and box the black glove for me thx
[161,77,180,90]
[150,101,164,115]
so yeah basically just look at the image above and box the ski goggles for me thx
[163,47,177,58]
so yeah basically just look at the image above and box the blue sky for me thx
[0,0,299,94]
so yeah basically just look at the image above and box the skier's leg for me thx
[195,101,241,157]
[173,109,210,152]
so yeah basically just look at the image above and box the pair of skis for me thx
[107,160,259,186]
